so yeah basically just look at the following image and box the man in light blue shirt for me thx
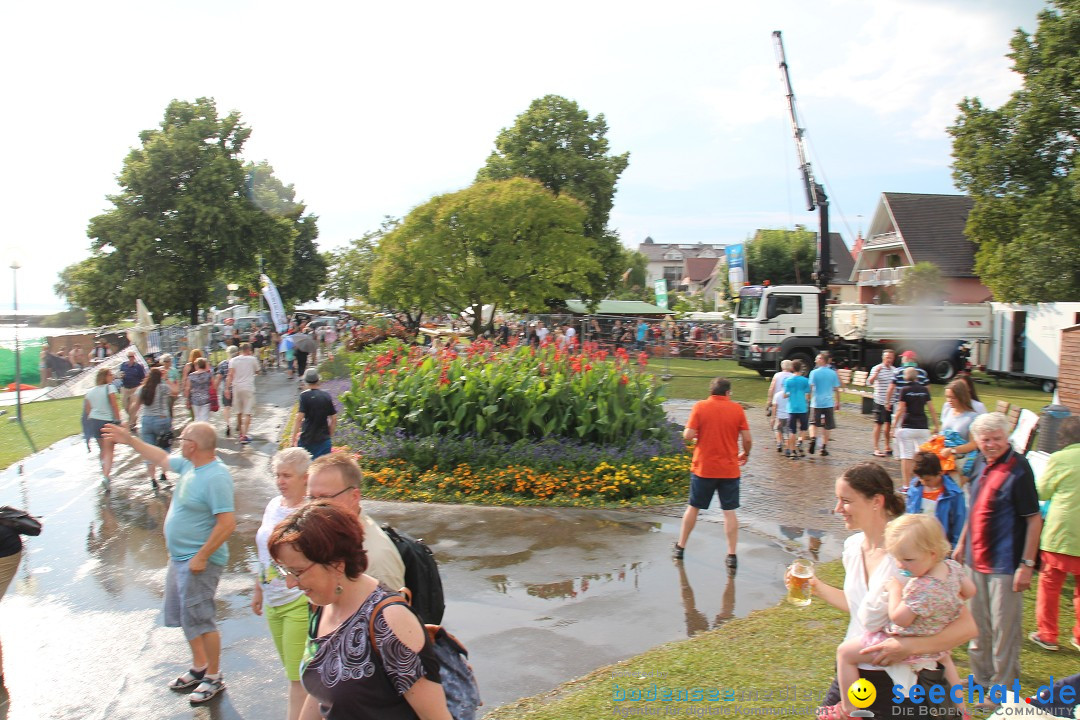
[807,352,842,457]
[103,421,235,704]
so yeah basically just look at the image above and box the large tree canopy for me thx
[745,228,816,285]
[370,178,599,335]
[949,0,1080,302]
[477,95,629,301]
[57,98,314,324]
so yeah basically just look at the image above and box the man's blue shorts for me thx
[688,474,740,511]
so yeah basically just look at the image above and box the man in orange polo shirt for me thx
[674,377,752,573]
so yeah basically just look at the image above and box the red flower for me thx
[637,352,649,366]
[620,374,629,385]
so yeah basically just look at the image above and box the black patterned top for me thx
[301,585,441,719]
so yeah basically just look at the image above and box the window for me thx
[768,295,803,317]
[886,254,903,269]
[663,266,682,284]
[663,250,684,261]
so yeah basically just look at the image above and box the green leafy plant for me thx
[340,338,665,445]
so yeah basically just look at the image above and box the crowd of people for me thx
[10,324,1080,718]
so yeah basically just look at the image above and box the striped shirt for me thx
[869,363,898,405]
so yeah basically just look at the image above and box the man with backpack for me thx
[305,453,406,593]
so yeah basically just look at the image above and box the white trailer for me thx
[987,302,1080,393]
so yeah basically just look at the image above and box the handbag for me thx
[155,429,175,449]
[0,506,43,536]
[208,382,220,412]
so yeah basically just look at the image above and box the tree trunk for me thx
[190,299,200,326]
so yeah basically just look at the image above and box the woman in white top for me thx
[804,462,978,718]
[253,448,313,720]
[84,366,121,483]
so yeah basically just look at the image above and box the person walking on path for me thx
[784,360,811,460]
[0,518,25,683]
[892,366,939,491]
[214,346,239,438]
[253,448,313,720]
[673,377,751,573]
[101,421,236,705]
[292,369,337,459]
[225,343,260,444]
[952,412,1042,700]
[290,326,316,386]
[807,352,841,457]
[138,367,178,488]
[1029,416,1080,653]
[118,350,146,430]
[868,349,898,457]
[84,366,121,483]
[305,453,406,593]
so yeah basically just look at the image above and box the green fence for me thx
[0,339,45,386]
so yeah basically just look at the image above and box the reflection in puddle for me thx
[676,561,735,637]
[487,562,645,600]
[777,525,825,561]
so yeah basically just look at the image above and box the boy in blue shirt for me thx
[784,361,811,459]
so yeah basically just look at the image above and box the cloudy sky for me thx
[0,0,1046,313]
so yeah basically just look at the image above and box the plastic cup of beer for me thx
[787,559,814,606]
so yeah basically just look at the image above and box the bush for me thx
[340,339,666,445]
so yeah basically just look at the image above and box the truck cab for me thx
[734,285,822,373]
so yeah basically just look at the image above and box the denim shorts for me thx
[301,439,333,459]
[688,474,740,511]
[164,558,224,641]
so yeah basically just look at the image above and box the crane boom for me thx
[772,30,832,292]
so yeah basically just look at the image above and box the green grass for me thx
[486,560,1079,718]
[648,358,1054,415]
[0,397,84,470]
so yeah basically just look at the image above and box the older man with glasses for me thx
[305,453,405,593]
[952,412,1042,708]
[102,421,235,704]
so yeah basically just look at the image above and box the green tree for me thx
[745,228,816,285]
[246,161,326,306]
[949,0,1080,302]
[477,95,629,301]
[609,249,652,301]
[896,262,945,304]
[323,217,399,307]
[370,178,598,335]
[58,98,299,324]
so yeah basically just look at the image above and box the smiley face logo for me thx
[847,679,876,709]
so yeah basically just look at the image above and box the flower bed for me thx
[331,339,691,507]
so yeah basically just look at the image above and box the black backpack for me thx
[381,524,446,625]
[369,596,481,720]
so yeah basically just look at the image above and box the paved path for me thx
[0,376,893,719]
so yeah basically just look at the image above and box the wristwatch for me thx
[1020,558,1036,568]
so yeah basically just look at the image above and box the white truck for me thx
[985,302,1080,393]
[734,284,992,382]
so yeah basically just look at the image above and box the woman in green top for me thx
[84,366,121,483]
[1031,417,1080,652]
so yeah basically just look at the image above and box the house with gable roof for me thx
[850,192,992,304]
[637,237,727,291]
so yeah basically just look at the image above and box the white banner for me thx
[260,274,290,333]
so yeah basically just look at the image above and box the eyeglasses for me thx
[273,561,317,580]
[306,486,353,501]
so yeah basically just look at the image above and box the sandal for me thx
[873,450,887,457]
[168,668,206,691]
[189,676,226,704]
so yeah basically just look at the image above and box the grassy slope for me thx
[0,397,84,470]
[486,561,1078,718]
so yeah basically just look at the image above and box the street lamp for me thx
[10,260,22,423]
[226,283,239,306]
[10,260,35,453]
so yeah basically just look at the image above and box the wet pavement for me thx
[0,375,889,719]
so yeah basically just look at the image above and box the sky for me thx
[0,0,1047,314]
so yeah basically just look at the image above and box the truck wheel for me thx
[928,359,957,383]
[1042,379,1056,394]
[786,352,813,371]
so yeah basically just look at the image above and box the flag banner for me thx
[260,274,289,332]
[654,278,669,310]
